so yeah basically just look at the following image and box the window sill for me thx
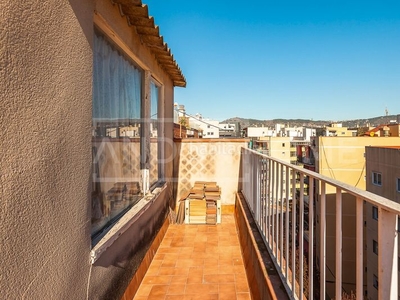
[90,183,167,264]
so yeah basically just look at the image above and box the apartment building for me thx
[311,136,400,298]
[365,146,400,300]
[317,123,357,137]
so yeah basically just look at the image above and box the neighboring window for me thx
[91,31,143,241]
[372,172,382,186]
[397,216,400,232]
[373,240,378,255]
[149,81,159,186]
[282,143,285,147]
[372,206,378,220]
[373,274,378,289]
[397,178,400,192]
[398,257,400,272]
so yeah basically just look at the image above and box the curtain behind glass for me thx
[93,33,141,122]
[91,32,142,240]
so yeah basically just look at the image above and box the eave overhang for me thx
[113,0,186,87]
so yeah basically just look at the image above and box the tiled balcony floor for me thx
[133,215,252,300]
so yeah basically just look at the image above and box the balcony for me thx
[120,140,400,300]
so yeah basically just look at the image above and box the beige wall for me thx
[1,0,179,298]
[174,139,248,207]
[315,136,400,192]
[314,137,400,298]
[365,146,400,299]
[266,137,291,162]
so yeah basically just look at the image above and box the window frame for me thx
[372,206,378,220]
[91,25,166,245]
[373,239,378,255]
[373,274,378,289]
[149,78,164,188]
[372,172,382,186]
[396,177,400,193]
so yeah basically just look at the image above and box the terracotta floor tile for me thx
[185,283,217,294]
[236,293,252,300]
[172,267,190,276]
[218,274,235,283]
[161,260,177,268]
[170,275,188,284]
[233,265,247,275]
[218,265,235,274]
[203,266,218,276]
[236,279,250,293]
[142,275,172,285]
[159,267,176,276]
[165,295,185,300]
[154,253,166,260]
[218,292,237,300]
[219,283,236,294]
[133,215,252,300]
[182,294,218,300]
[135,284,153,297]
[203,274,220,284]
[170,241,186,247]
[150,260,163,268]
[145,267,159,276]
[186,275,203,284]
[167,283,186,295]
[148,284,168,297]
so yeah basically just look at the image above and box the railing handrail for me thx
[244,148,400,214]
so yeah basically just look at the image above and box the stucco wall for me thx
[0,0,94,298]
[1,0,178,299]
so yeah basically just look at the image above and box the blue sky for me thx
[144,1,400,122]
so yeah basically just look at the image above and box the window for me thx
[372,206,378,220]
[149,81,160,186]
[398,216,400,232]
[92,31,156,242]
[373,240,378,255]
[372,172,382,186]
[398,257,400,272]
[397,178,400,192]
[373,274,378,289]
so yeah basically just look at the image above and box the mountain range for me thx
[223,114,400,129]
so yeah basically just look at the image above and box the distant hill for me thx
[223,115,400,129]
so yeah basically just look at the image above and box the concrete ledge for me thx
[235,192,288,300]
[121,216,170,300]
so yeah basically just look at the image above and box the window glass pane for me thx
[149,81,159,186]
[373,240,378,254]
[91,32,142,240]
[372,172,382,186]
[372,206,378,220]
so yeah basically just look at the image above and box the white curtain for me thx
[93,32,141,122]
